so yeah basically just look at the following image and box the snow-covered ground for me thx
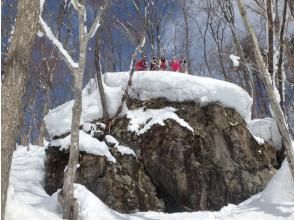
[45,72,252,137]
[16,72,294,219]
[6,145,294,220]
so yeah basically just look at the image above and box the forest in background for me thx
[2,0,294,145]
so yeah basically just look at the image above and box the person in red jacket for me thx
[160,56,167,70]
[170,56,180,72]
[135,55,148,71]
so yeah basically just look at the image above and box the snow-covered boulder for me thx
[45,71,252,138]
[104,71,252,122]
[44,72,278,213]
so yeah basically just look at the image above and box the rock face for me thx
[45,99,277,213]
[45,146,164,213]
[111,99,278,212]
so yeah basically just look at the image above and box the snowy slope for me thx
[6,145,63,220]
[45,71,252,137]
[6,145,294,220]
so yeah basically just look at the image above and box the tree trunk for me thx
[194,16,212,76]
[289,0,294,17]
[276,0,288,110]
[1,0,40,218]
[110,36,146,123]
[61,8,84,220]
[19,113,28,146]
[61,5,87,218]
[38,50,57,146]
[38,85,50,146]
[156,25,161,58]
[60,1,110,218]
[183,8,192,74]
[61,68,83,220]
[267,0,274,77]
[95,31,109,122]
[237,0,294,180]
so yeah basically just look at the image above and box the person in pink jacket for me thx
[169,56,181,72]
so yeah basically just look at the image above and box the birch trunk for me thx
[59,1,110,218]
[237,0,294,180]
[276,0,288,110]
[61,4,87,219]
[1,0,40,218]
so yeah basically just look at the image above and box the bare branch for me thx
[87,0,110,40]
[39,18,78,71]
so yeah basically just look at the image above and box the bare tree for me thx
[266,0,275,77]
[217,0,254,98]
[1,0,40,218]
[180,0,193,74]
[37,46,59,145]
[109,0,149,130]
[237,0,294,180]
[95,29,109,122]
[205,0,229,80]
[109,37,146,127]
[40,0,110,219]
[276,0,288,110]
[289,0,294,17]
[192,3,213,76]
[128,0,169,58]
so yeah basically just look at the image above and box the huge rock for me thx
[110,99,277,212]
[45,98,277,213]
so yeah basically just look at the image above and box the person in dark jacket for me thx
[135,55,148,71]
[150,57,159,70]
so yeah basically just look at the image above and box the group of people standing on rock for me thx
[135,55,188,73]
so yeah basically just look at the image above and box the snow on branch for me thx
[229,54,240,67]
[39,0,78,69]
[87,0,110,40]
